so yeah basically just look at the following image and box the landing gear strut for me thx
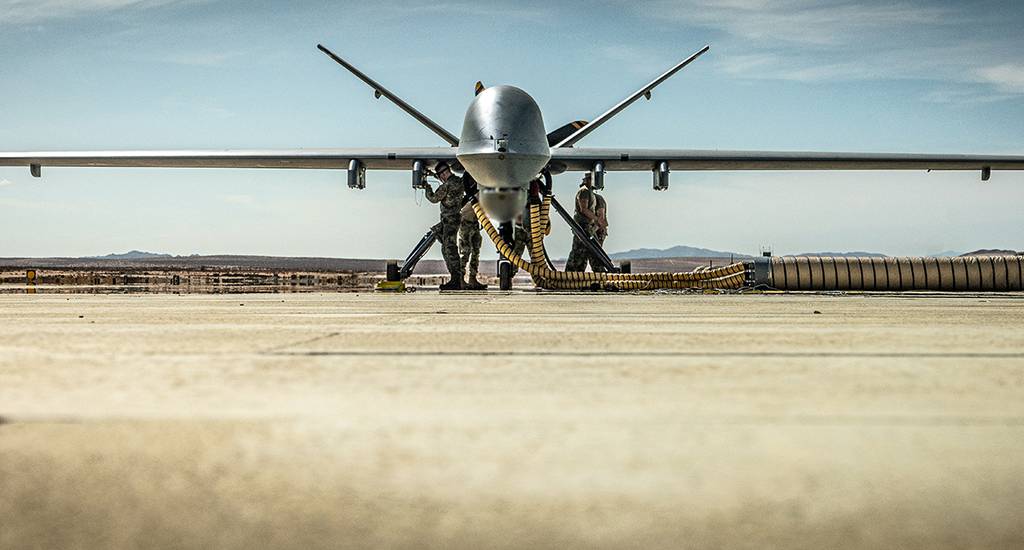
[391,222,442,281]
[378,222,441,291]
[548,196,620,273]
[498,221,515,290]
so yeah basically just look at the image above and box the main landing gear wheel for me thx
[499,260,513,291]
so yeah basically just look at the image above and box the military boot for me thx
[439,275,464,291]
[464,267,488,290]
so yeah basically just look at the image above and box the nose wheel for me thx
[498,260,513,291]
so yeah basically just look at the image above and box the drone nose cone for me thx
[456,85,551,196]
[458,86,547,150]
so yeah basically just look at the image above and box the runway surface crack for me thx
[262,331,341,354]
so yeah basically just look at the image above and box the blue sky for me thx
[1,0,1022,258]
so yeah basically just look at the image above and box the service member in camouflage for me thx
[424,161,465,290]
[509,213,529,276]
[590,192,610,272]
[565,173,606,272]
[594,193,608,245]
[458,202,488,290]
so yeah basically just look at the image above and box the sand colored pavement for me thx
[1,292,1023,549]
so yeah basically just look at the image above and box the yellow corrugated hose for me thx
[474,200,746,290]
[767,255,1024,291]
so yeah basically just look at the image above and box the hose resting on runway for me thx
[767,255,1024,291]
[474,200,746,290]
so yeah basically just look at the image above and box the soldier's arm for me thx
[424,182,445,203]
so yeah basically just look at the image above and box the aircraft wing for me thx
[551,148,1024,173]
[0,148,457,172]
[548,47,1023,178]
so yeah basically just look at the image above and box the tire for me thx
[499,260,513,291]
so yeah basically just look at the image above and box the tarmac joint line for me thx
[263,350,1024,359]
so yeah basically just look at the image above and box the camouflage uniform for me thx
[458,202,483,283]
[589,192,609,273]
[425,174,465,282]
[594,193,608,246]
[510,215,529,276]
[565,184,599,272]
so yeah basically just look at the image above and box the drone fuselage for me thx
[456,85,550,222]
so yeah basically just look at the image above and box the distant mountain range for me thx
[796,251,888,258]
[609,246,894,259]
[609,245,749,260]
[607,246,1024,260]
[961,249,1021,257]
[89,250,174,260]
[6,247,1018,271]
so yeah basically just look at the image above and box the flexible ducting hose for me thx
[476,195,1022,292]
[474,201,746,290]
[765,256,1024,291]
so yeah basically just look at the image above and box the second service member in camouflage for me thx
[591,192,610,272]
[565,173,607,272]
[594,193,608,246]
[509,213,529,277]
[458,202,488,290]
[424,161,465,290]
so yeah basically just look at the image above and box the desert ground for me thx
[2,291,1023,549]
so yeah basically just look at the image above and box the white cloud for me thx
[921,87,1014,106]
[0,179,13,187]
[0,0,201,24]
[599,44,675,75]
[633,1,1024,101]
[719,56,877,82]
[397,2,554,23]
[646,0,952,46]
[717,53,778,74]
[975,64,1024,94]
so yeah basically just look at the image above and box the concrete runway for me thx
[1,292,1023,549]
